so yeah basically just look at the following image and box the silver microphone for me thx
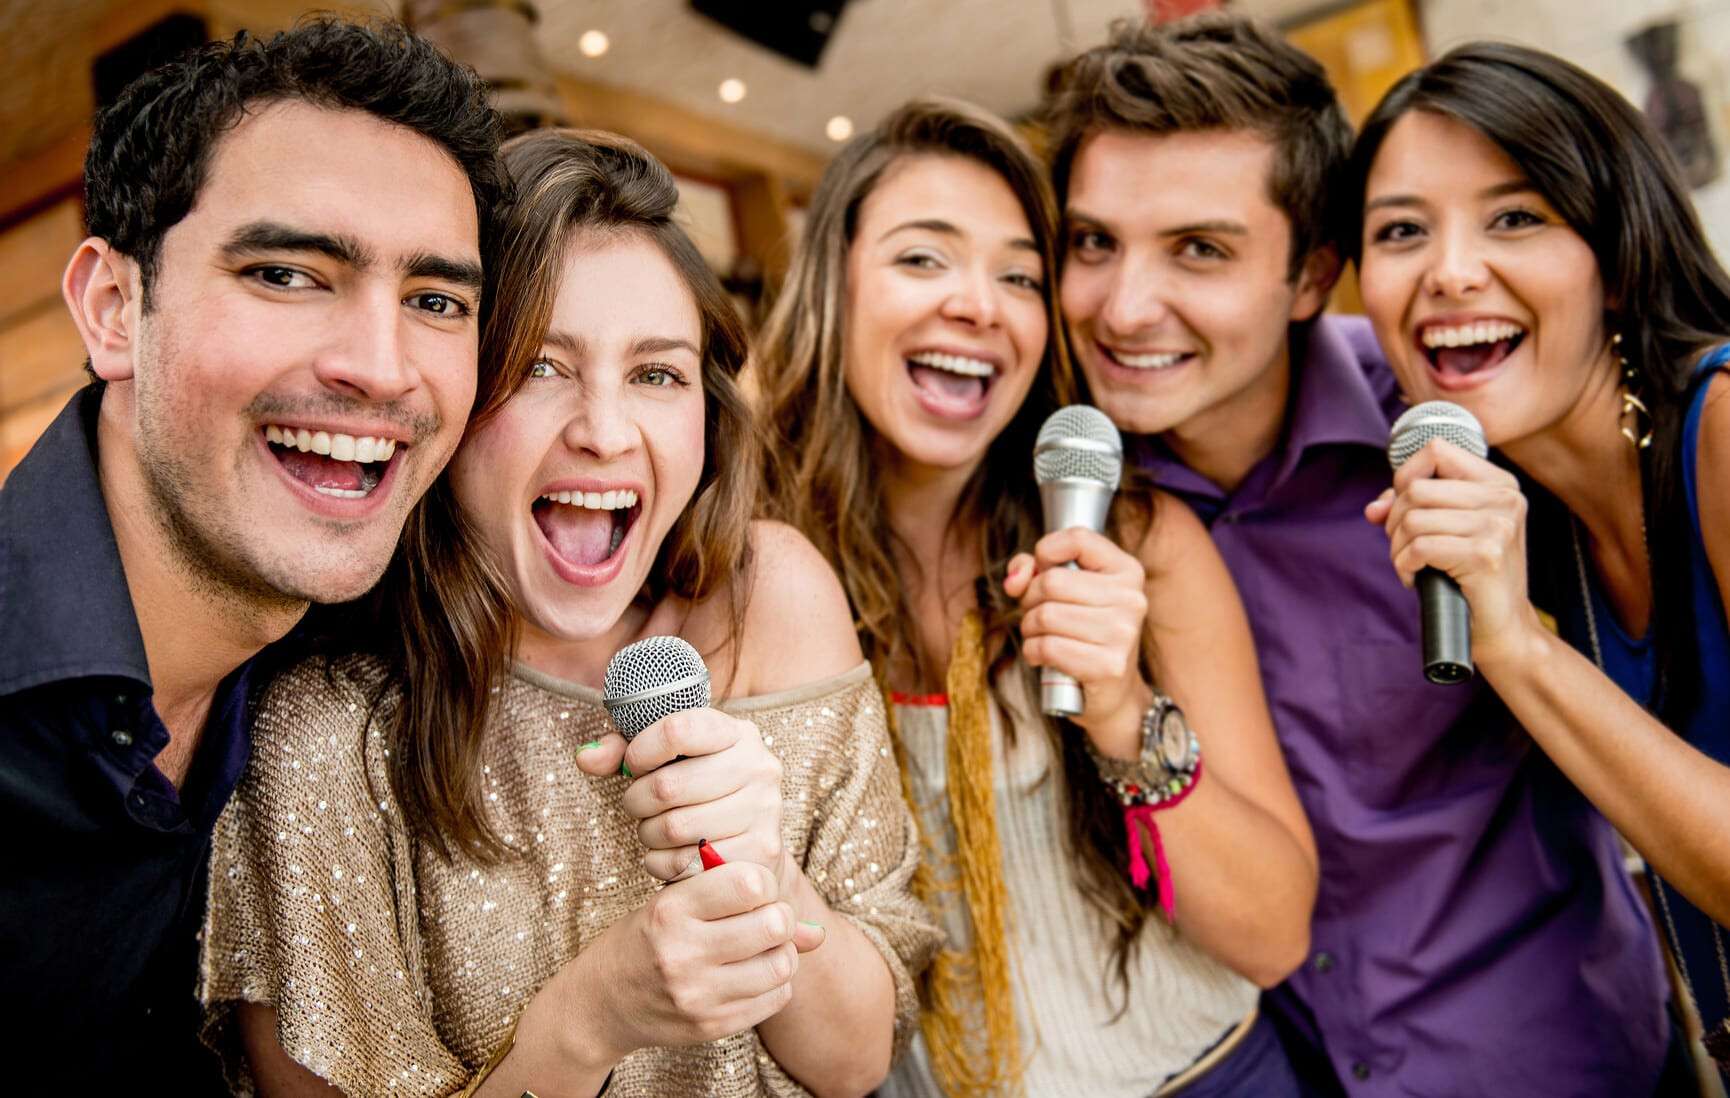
[1032,404,1123,717]
[1387,400,1488,685]
[603,635,712,740]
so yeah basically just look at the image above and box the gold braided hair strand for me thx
[881,610,1024,1097]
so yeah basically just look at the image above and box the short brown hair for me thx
[1045,12,1353,280]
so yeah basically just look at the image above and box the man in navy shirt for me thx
[0,21,503,1090]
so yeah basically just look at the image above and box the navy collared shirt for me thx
[1,386,262,1092]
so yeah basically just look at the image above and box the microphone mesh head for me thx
[1388,400,1488,469]
[602,635,711,740]
[1033,404,1123,487]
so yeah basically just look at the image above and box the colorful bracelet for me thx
[1122,758,1204,922]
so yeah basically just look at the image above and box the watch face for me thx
[1157,705,1190,770]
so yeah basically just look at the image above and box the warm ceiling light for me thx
[826,115,854,142]
[718,78,747,103]
[578,29,609,57]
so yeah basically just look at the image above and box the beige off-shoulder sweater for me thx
[199,654,940,1097]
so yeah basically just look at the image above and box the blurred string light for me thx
[826,115,854,142]
[718,77,747,103]
[578,29,610,57]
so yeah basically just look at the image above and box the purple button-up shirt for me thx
[1133,316,1668,1096]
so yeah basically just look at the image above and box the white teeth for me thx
[907,351,995,378]
[1111,349,1186,370]
[266,427,400,463]
[538,488,637,510]
[1421,321,1525,349]
[314,486,367,499]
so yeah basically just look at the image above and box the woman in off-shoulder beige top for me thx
[199,129,938,1098]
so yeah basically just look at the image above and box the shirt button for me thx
[111,729,133,747]
[1312,950,1335,973]
[1351,1061,1371,1081]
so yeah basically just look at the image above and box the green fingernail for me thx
[578,740,602,751]
[619,760,632,778]
[799,920,824,930]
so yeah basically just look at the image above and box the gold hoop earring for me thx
[1613,333,1653,449]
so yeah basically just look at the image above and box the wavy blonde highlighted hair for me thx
[759,99,1160,1091]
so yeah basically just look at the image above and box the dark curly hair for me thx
[82,17,507,308]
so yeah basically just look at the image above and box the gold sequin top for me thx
[199,653,940,1097]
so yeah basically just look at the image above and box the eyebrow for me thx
[1366,178,1538,213]
[1065,208,1247,238]
[404,251,484,295]
[220,220,482,292]
[880,217,1039,255]
[542,331,700,358]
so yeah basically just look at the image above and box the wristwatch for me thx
[1088,693,1201,807]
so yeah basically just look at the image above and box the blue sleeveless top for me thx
[1568,350,1730,1042]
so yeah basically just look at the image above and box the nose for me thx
[1097,253,1170,338]
[1424,222,1491,300]
[311,290,422,403]
[561,381,639,462]
[940,263,1003,329]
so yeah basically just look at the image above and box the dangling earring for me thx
[1614,332,1653,449]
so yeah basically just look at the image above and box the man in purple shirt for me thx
[1046,14,1685,1095]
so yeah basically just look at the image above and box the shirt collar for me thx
[1268,314,1397,487]
[1129,315,1395,506]
[0,385,152,695]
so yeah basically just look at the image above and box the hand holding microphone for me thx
[1008,406,1153,754]
[594,636,797,890]
[1367,401,1539,679]
[551,636,818,1058]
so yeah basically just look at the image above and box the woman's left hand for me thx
[577,710,794,892]
[1005,527,1151,758]
[1364,438,1546,666]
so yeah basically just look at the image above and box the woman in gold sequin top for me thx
[198,129,941,1097]
[759,100,1317,1097]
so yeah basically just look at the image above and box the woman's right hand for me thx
[553,860,824,1062]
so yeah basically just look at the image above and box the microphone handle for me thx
[1417,566,1473,684]
[1040,562,1085,716]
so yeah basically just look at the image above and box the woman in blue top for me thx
[1346,42,1730,1079]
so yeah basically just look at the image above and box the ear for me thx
[62,238,142,382]
[1288,244,1343,324]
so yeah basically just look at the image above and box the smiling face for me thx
[115,100,481,605]
[1060,129,1330,448]
[449,230,705,652]
[841,153,1048,476]
[1358,110,1616,447]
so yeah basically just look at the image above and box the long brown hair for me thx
[370,128,756,862]
[759,99,1158,996]
[1344,43,1730,727]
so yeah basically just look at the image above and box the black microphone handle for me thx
[1417,566,1473,685]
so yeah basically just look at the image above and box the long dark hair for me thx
[1344,42,1730,725]
[759,99,1161,995]
[371,129,755,862]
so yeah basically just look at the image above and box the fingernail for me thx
[799,920,824,929]
[619,760,632,778]
[578,740,602,752]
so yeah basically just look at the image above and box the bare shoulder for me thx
[736,520,865,693]
[1132,489,1221,576]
